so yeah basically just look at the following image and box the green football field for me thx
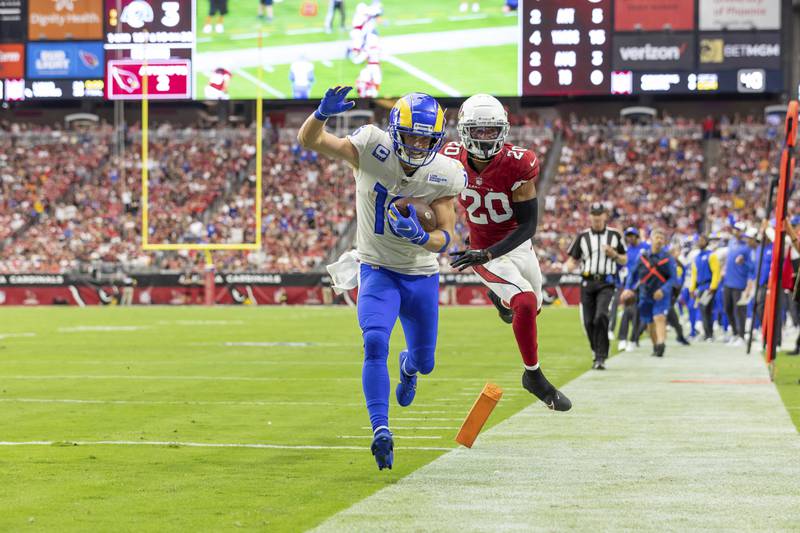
[1,306,798,531]
[193,0,519,99]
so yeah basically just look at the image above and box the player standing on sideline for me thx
[289,56,315,99]
[257,0,274,22]
[442,94,571,411]
[298,87,466,470]
[203,0,227,33]
[621,228,677,358]
[324,0,346,33]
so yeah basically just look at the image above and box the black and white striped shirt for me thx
[567,227,626,276]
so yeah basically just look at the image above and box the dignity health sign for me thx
[28,0,103,40]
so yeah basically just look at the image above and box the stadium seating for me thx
[2,116,785,275]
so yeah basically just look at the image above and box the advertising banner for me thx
[0,0,25,42]
[0,43,24,78]
[28,0,103,40]
[521,0,612,96]
[105,58,190,99]
[698,32,780,70]
[614,0,695,31]
[23,78,104,98]
[612,33,695,71]
[105,0,193,59]
[699,0,780,30]
[26,41,104,79]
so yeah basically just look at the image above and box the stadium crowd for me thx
[0,114,790,280]
[537,119,706,272]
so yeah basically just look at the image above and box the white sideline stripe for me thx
[0,440,452,452]
[338,435,442,440]
[382,55,461,97]
[233,68,286,99]
[360,427,459,430]
[0,398,451,408]
[315,344,800,531]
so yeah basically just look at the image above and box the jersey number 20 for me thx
[460,189,512,224]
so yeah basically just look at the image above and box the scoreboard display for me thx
[520,0,784,96]
[0,0,788,100]
[521,1,611,96]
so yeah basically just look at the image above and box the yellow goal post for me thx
[140,33,264,253]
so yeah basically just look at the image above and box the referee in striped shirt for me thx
[566,203,627,369]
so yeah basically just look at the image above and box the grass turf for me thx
[193,0,518,99]
[0,305,587,532]
[195,44,517,100]
[195,0,517,51]
[2,306,797,531]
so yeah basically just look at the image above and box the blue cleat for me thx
[395,350,417,407]
[371,428,394,470]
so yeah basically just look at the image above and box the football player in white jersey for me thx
[297,86,466,470]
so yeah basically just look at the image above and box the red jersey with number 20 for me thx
[441,142,539,250]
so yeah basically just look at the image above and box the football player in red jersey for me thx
[442,94,571,411]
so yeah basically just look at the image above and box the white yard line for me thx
[0,440,452,452]
[232,68,286,99]
[382,55,461,97]
[360,426,459,430]
[338,435,441,440]
[58,326,150,333]
[394,18,434,26]
[393,417,461,421]
[314,343,800,531]
[1,375,494,383]
[0,332,36,340]
[195,26,516,71]
[0,398,456,409]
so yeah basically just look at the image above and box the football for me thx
[393,197,438,232]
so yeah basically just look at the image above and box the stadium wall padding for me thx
[0,273,582,306]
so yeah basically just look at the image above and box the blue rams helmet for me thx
[388,92,446,167]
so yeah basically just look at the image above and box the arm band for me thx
[487,197,538,259]
[436,230,451,254]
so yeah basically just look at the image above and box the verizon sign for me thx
[105,58,190,99]
[613,33,695,71]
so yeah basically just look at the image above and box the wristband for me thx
[314,109,329,121]
[436,230,451,253]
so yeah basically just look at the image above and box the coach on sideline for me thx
[566,202,627,370]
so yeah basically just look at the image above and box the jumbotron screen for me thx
[0,0,787,100]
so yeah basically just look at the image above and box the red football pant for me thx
[511,292,538,368]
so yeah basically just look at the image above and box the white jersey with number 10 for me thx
[347,124,467,275]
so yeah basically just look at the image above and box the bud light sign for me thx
[26,41,104,79]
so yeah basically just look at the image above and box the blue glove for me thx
[314,86,356,121]
[388,204,429,246]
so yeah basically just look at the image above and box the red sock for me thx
[510,292,538,368]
